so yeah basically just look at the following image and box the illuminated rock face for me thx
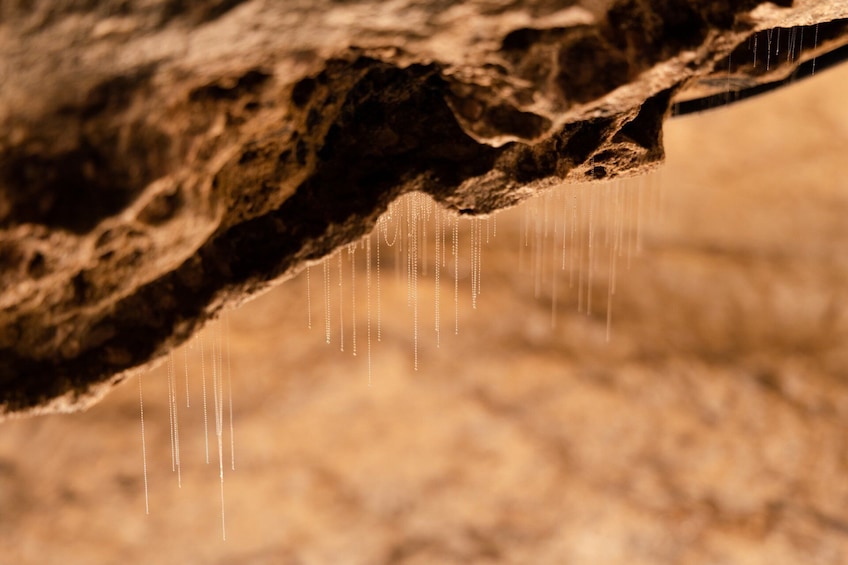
[0,0,846,417]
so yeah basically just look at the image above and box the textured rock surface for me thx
[0,65,847,563]
[1,0,848,416]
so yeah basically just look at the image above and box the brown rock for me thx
[1,0,847,417]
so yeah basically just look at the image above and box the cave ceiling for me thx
[1,0,847,418]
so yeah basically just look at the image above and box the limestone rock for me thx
[1,0,847,417]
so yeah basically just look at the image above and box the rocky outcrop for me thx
[1,0,847,417]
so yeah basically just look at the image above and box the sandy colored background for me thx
[1,64,847,564]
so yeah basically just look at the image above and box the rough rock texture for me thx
[1,66,847,562]
[1,0,848,417]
